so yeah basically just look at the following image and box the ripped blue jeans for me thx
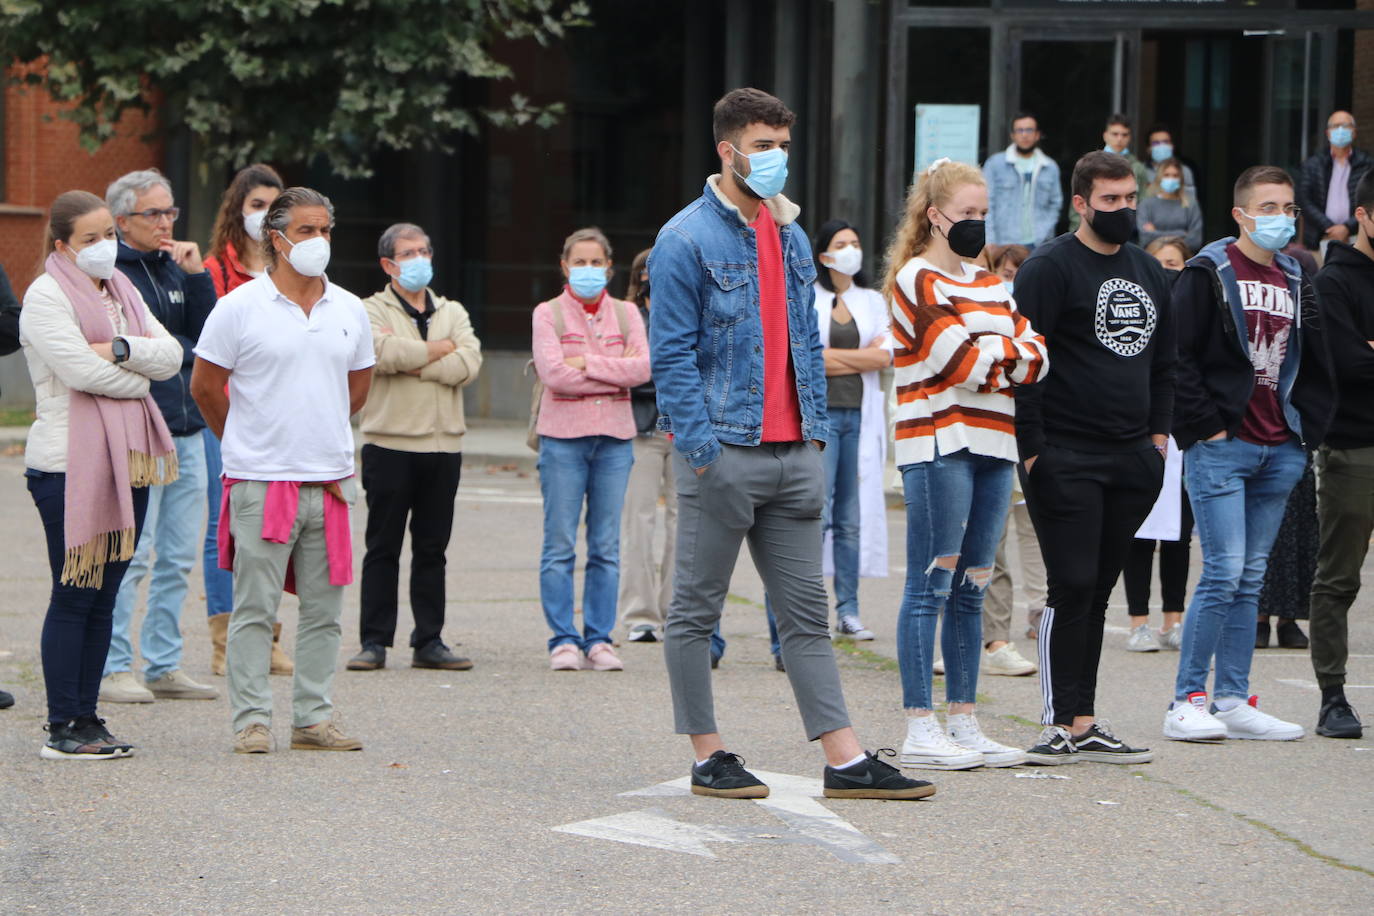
[897,450,1013,710]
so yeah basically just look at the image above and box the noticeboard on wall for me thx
[913,104,982,178]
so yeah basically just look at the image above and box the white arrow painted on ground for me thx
[553,770,901,864]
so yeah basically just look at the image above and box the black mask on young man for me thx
[1088,206,1136,246]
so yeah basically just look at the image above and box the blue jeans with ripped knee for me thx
[897,450,1013,710]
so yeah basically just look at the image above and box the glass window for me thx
[904,27,990,179]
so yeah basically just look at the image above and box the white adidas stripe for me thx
[1038,606,1056,726]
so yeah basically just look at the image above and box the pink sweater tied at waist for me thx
[218,478,353,593]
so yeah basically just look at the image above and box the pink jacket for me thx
[532,288,650,440]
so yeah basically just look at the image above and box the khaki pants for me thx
[619,433,677,635]
[984,501,1048,644]
[227,479,354,733]
[1310,445,1374,688]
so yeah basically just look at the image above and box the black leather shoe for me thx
[1255,621,1271,649]
[412,641,473,670]
[1317,698,1363,738]
[346,644,386,671]
[773,655,785,673]
[0,689,14,709]
[1277,619,1309,649]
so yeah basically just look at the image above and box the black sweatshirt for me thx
[1012,232,1175,458]
[1317,241,1374,449]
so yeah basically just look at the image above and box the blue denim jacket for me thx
[982,145,1062,247]
[648,177,828,469]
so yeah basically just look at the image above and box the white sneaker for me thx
[1160,626,1183,650]
[899,714,984,770]
[946,713,1028,766]
[1126,624,1161,652]
[984,642,1037,676]
[99,671,154,704]
[835,615,875,641]
[932,655,945,675]
[1213,696,1304,741]
[1163,692,1228,741]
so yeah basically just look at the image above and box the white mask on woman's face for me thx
[73,239,119,280]
[243,210,267,242]
[826,245,863,276]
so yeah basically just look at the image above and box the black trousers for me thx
[1123,491,1194,616]
[1021,442,1163,726]
[359,445,463,649]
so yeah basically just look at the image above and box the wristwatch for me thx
[111,336,130,364]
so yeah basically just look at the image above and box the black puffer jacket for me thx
[1295,147,1373,249]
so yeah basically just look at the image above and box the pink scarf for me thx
[44,251,178,588]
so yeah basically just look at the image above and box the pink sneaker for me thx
[584,643,624,671]
[549,644,582,671]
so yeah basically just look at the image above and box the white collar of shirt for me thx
[262,269,335,309]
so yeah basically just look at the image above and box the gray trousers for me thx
[664,442,852,740]
[227,480,354,733]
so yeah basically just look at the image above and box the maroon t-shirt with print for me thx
[1226,243,1294,446]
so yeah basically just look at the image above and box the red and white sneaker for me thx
[1163,691,1228,742]
[1213,696,1304,740]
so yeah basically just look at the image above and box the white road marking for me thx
[554,770,901,864]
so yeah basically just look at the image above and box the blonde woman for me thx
[886,159,1048,769]
[1139,159,1202,252]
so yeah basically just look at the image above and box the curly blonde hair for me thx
[882,159,986,300]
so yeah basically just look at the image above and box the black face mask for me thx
[938,213,987,259]
[1088,206,1136,246]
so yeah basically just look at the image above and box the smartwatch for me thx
[111,336,131,364]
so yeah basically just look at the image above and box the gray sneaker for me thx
[1126,624,1161,653]
[1161,625,1183,650]
[835,615,875,641]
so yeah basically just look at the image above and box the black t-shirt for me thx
[1012,232,1176,457]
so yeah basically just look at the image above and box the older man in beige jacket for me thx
[347,223,482,673]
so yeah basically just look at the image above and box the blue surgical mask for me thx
[1330,126,1354,149]
[1150,143,1174,163]
[730,144,788,199]
[1242,212,1296,252]
[568,265,608,300]
[395,257,432,292]
[1003,279,1014,295]
[1160,177,1182,194]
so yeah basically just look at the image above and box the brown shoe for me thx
[291,719,362,751]
[270,622,294,676]
[234,723,273,754]
[208,613,229,676]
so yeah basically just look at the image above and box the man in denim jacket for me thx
[648,88,930,802]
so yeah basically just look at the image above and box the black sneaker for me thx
[1255,620,1271,649]
[71,714,134,756]
[824,748,935,800]
[690,751,769,799]
[626,625,658,643]
[1025,726,1080,765]
[412,640,473,670]
[346,643,386,671]
[1071,722,1153,764]
[0,689,13,709]
[773,655,785,673]
[40,720,125,760]
[1277,619,1309,649]
[1317,698,1363,739]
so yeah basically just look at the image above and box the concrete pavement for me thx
[2,446,1372,914]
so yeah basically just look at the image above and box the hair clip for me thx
[926,157,952,175]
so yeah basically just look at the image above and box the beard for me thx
[729,151,763,200]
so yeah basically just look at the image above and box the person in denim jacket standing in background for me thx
[649,88,930,802]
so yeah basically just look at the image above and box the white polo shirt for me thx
[195,272,375,481]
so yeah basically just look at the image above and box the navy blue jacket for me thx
[114,242,216,435]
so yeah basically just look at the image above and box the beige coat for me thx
[359,285,482,453]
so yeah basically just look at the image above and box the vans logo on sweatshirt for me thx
[1093,278,1156,357]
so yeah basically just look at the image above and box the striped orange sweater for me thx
[890,257,1048,465]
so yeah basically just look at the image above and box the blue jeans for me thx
[824,406,862,618]
[897,451,1013,710]
[202,428,233,617]
[106,433,208,679]
[1175,436,1307,701]
[29,471,149,723]
[712,603,779,662]
[538,435,634,652]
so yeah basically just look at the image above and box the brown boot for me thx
[270,622,294,676]
[208,613,229,676]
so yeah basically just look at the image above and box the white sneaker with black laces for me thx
[1212,696,1304,740]
[900,714,984,770]
[1126,624,1161,652]
[1163,692,1228,742]
[1071,721,1154,764]
[835,615,875,641]
[946,713,1027,766]
[1024,725,1080,765]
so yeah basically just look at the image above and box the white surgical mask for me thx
[826,246,863,276]
[278,232,331,277]
[74,239,118,280]
[244,210,267,242]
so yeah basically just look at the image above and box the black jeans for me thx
[359,445,462,649]
[28,470,149,724]
[1021,442,1163,726]
[1123,492,1194,616]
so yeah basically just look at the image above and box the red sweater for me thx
[752,205,802,442]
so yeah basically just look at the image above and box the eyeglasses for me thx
[1011,127,1037,134]
[394,247,433,260]
[132,207,180,223]
[1251,203,1302,218]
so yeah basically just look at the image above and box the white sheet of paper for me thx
[1135,436,1183,541]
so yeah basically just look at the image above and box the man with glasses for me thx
[346,223,482,673]
[99,168,219,704]
[1297,112,1372,251]
[984,111,1063,247]
[1162,166,1334,743]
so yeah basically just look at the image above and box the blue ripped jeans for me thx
[897,450,1013,710]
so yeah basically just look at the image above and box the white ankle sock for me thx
[1213,697,1242,712]
[694,757,712,768]
[836,752,868,771]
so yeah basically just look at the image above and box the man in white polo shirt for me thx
[191,187,375,755]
